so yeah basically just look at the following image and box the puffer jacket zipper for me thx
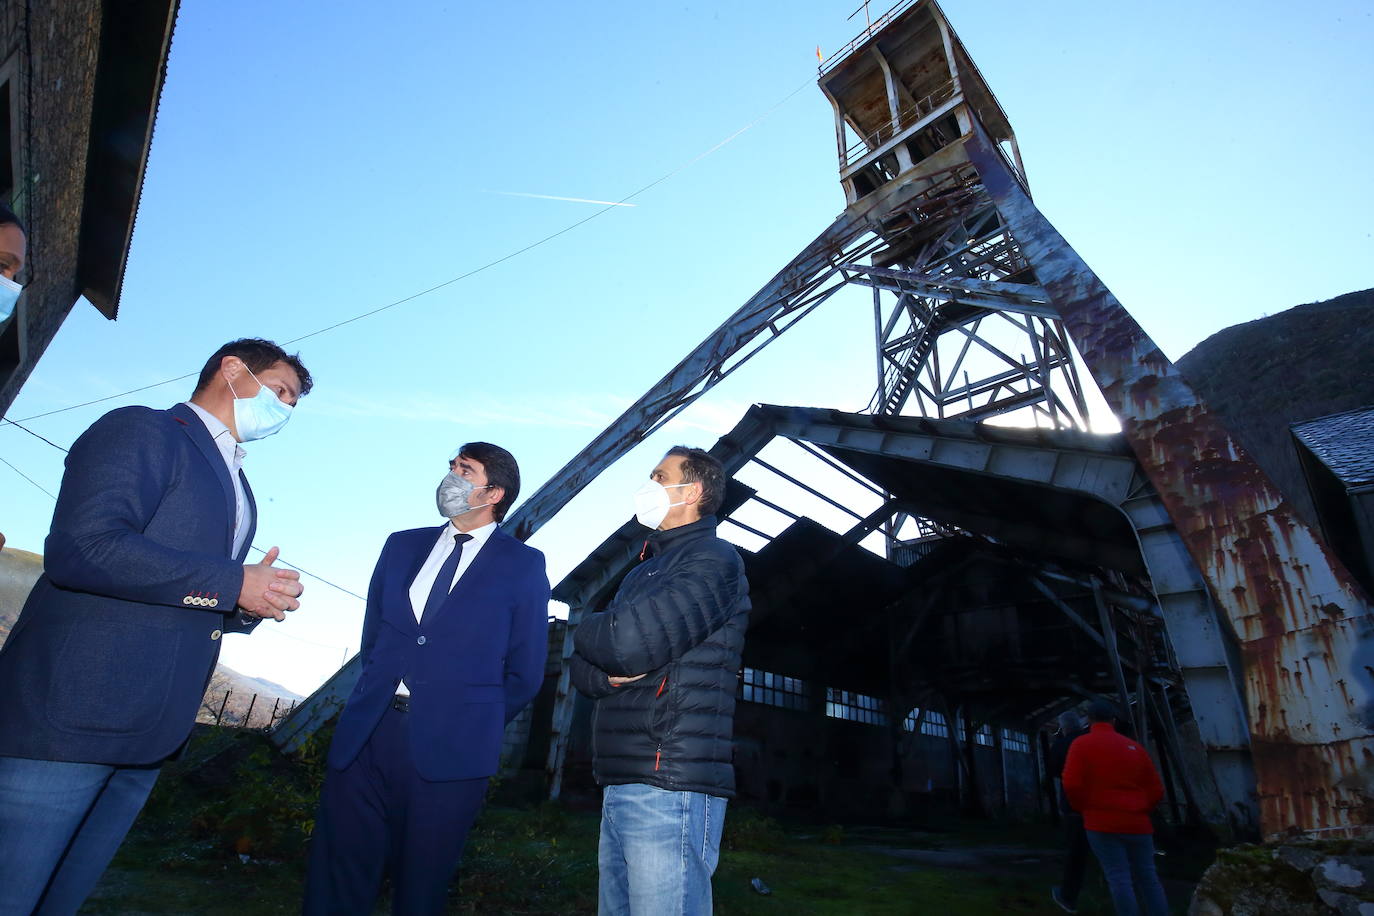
[654,674,668,771]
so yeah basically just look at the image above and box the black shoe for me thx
[1051,886,1078,914]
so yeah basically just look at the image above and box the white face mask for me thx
[226,365,293,442]
[633,480,692,529]
[0,275,21,324]
[437,471,494,519]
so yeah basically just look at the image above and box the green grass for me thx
[716,846,1048,915]
[81,728,1207,914]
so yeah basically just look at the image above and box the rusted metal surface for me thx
[757,402,1255,833]
[964,122,1374,838]
[545,604,585,800]
[286,3,1371,834]
[822,0,1268,808]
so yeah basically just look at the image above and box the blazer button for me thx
[210,630,222,641]
[209,598,219,608]
[416,635,427,646]
[183,596,193,605]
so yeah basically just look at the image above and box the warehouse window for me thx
[1002,728,1031,753]
[826,688,887,726]
[739,667,808,712]
[903,708,950,738]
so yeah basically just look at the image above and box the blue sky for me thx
[3,0,1372,694]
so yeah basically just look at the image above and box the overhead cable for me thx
[1,75,813,429]
[1,448,366,613]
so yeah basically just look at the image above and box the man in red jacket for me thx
[1061,699,1168,916]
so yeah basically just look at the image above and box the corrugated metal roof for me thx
[1292,406,1374,487]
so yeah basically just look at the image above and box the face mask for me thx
[0,275,20,324]
[436,471,494,519]
[226,365,292,442]
[633,480,692,529]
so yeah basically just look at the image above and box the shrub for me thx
[723,807,787,853]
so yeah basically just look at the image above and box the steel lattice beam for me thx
[962,120,1374,838]
[275,163,960,747]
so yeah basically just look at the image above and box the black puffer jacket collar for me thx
[643,514,718,558]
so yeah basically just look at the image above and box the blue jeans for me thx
[1085,830,1169,916]
[598,783,727,916]
[0,755,160,916]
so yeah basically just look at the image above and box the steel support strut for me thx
[963,121,1374,839]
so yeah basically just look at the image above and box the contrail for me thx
[483,190,637,207]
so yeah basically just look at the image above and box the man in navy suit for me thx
[304,442,551,916]
[0,338,311,914]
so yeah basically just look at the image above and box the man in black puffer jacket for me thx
[571,446,750,916]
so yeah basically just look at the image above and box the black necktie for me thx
[421,532,473,623]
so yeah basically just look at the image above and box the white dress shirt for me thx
[185,402,251,558]
[396,519,496,696]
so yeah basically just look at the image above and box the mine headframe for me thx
[279,1,1374,841]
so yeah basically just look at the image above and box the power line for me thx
[2,373,198,426]
[249,615,355,654]
[0,72,815,626]
[2,449,356,653]
[0,453,56,499]
[246,545,364,603]
[1,447,368,609]
[1,417,66,451]
[0,74,813,428]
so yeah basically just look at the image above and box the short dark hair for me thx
[459,442,520,522]
[1087,698,1118,723]
[193,338,313,397]
[666,446,725,517]
[0,203,23,233]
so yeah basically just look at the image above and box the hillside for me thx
[0,548,300,730]
[1176,287,1374,528]
[200,667,302,729]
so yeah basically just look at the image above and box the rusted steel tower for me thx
[279,1,1374,838]
[804,0,1374,838]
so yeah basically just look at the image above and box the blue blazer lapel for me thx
[169,403,236,557]
[390,526,446,631]
[403,526,448,590]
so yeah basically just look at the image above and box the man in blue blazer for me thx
[304,442,551,916]
[0,338,311,914]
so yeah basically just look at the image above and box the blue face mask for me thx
[0,275,20,324]
[226,365,292,442]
